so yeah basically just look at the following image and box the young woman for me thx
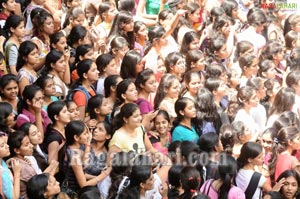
[20,122,47,172]
[109,103,155,154]
[180,31,200,56]
[233,86,260,141]
[16,84,51,134]
[172,97,199,144]
[31,9,55,68]
[246,77,267,133]
[109,36,129,69]
[104,75,123,110]
[135,68,157,115]
[167,165,184,199]
[239,53,259,87]
[257,60,276,80]
[7,130,36,199]
[201,154,245,199]
[198,133,224,180]
[50,31,71,67]
[93,2,116,44]
[261,128,276,166]
[3,14,25,75]
[42,101,70,167]
[50,31,68,53]
[26,173,61,199]
[16,41,39,95]
[181,71,203,100]
[144,26,167,75]
[84,121,112,177]
[64,120,109,194]
[100,152,133,199]
[107,11,134,50]
[195,88,221,135]
[120,50,144,80]
[266,87,295,128]
[0,102,16,133]
[277,169,300,199]
[34,76,58,111]
[68,59,99,120]
[157,9,186,57]
[95,53,119,95]
[150,110,172,155]
[165,52,186,81]
[0,74,19,114]
[67,25,91,65]
[0,0,19,26]
[269,126,300,183]
[134,21,148,56]
[185,50,206,74]
[0,132,21,199]
[65,100,80,121]
[206,35,231,69]
[259,40,285,83]
[285,30,300,58]
[42,49,70,99]
[118,155,169,199]
[177,166,202,199]
[177,2,200,46]
[231,40,254,78]
[88,94,112,124]
[112,79,138,117]
[236,142,276,199]
[71,44,94,82]
[154,74,180,121]
[62,6,85,37]
[231,121,252,158]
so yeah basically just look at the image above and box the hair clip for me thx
[190,189,197,193]
[274,137,278,144]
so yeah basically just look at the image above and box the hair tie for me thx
[190,189,197,193]
[274,137,278,144]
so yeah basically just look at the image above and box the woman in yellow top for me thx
[109,103,155,154]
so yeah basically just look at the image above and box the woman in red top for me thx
[69,59,99,120]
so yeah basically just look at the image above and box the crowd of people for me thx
[0,0,300,198]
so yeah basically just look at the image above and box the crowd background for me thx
[0,0,300,198]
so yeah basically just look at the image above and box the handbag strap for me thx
[202,179,213,196]
[245,172,262,199]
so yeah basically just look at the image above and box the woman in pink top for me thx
[201,154,245,199]
[269,126,300,184]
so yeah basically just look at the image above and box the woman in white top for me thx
[42,50,70,99]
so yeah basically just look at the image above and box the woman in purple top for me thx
[16,84,51,135]
[135,68,157,114]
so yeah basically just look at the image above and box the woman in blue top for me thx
[172,97,200,143]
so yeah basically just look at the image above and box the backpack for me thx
[67,85,95,111]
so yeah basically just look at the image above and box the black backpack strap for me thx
[245,172,262,199]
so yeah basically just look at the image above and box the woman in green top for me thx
[136,0,169,20]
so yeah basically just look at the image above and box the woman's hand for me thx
[159,182,168,197]
[86,119,97,130]
[32,99,43,114]
[272,177,285,192]
[10,159,21,175]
